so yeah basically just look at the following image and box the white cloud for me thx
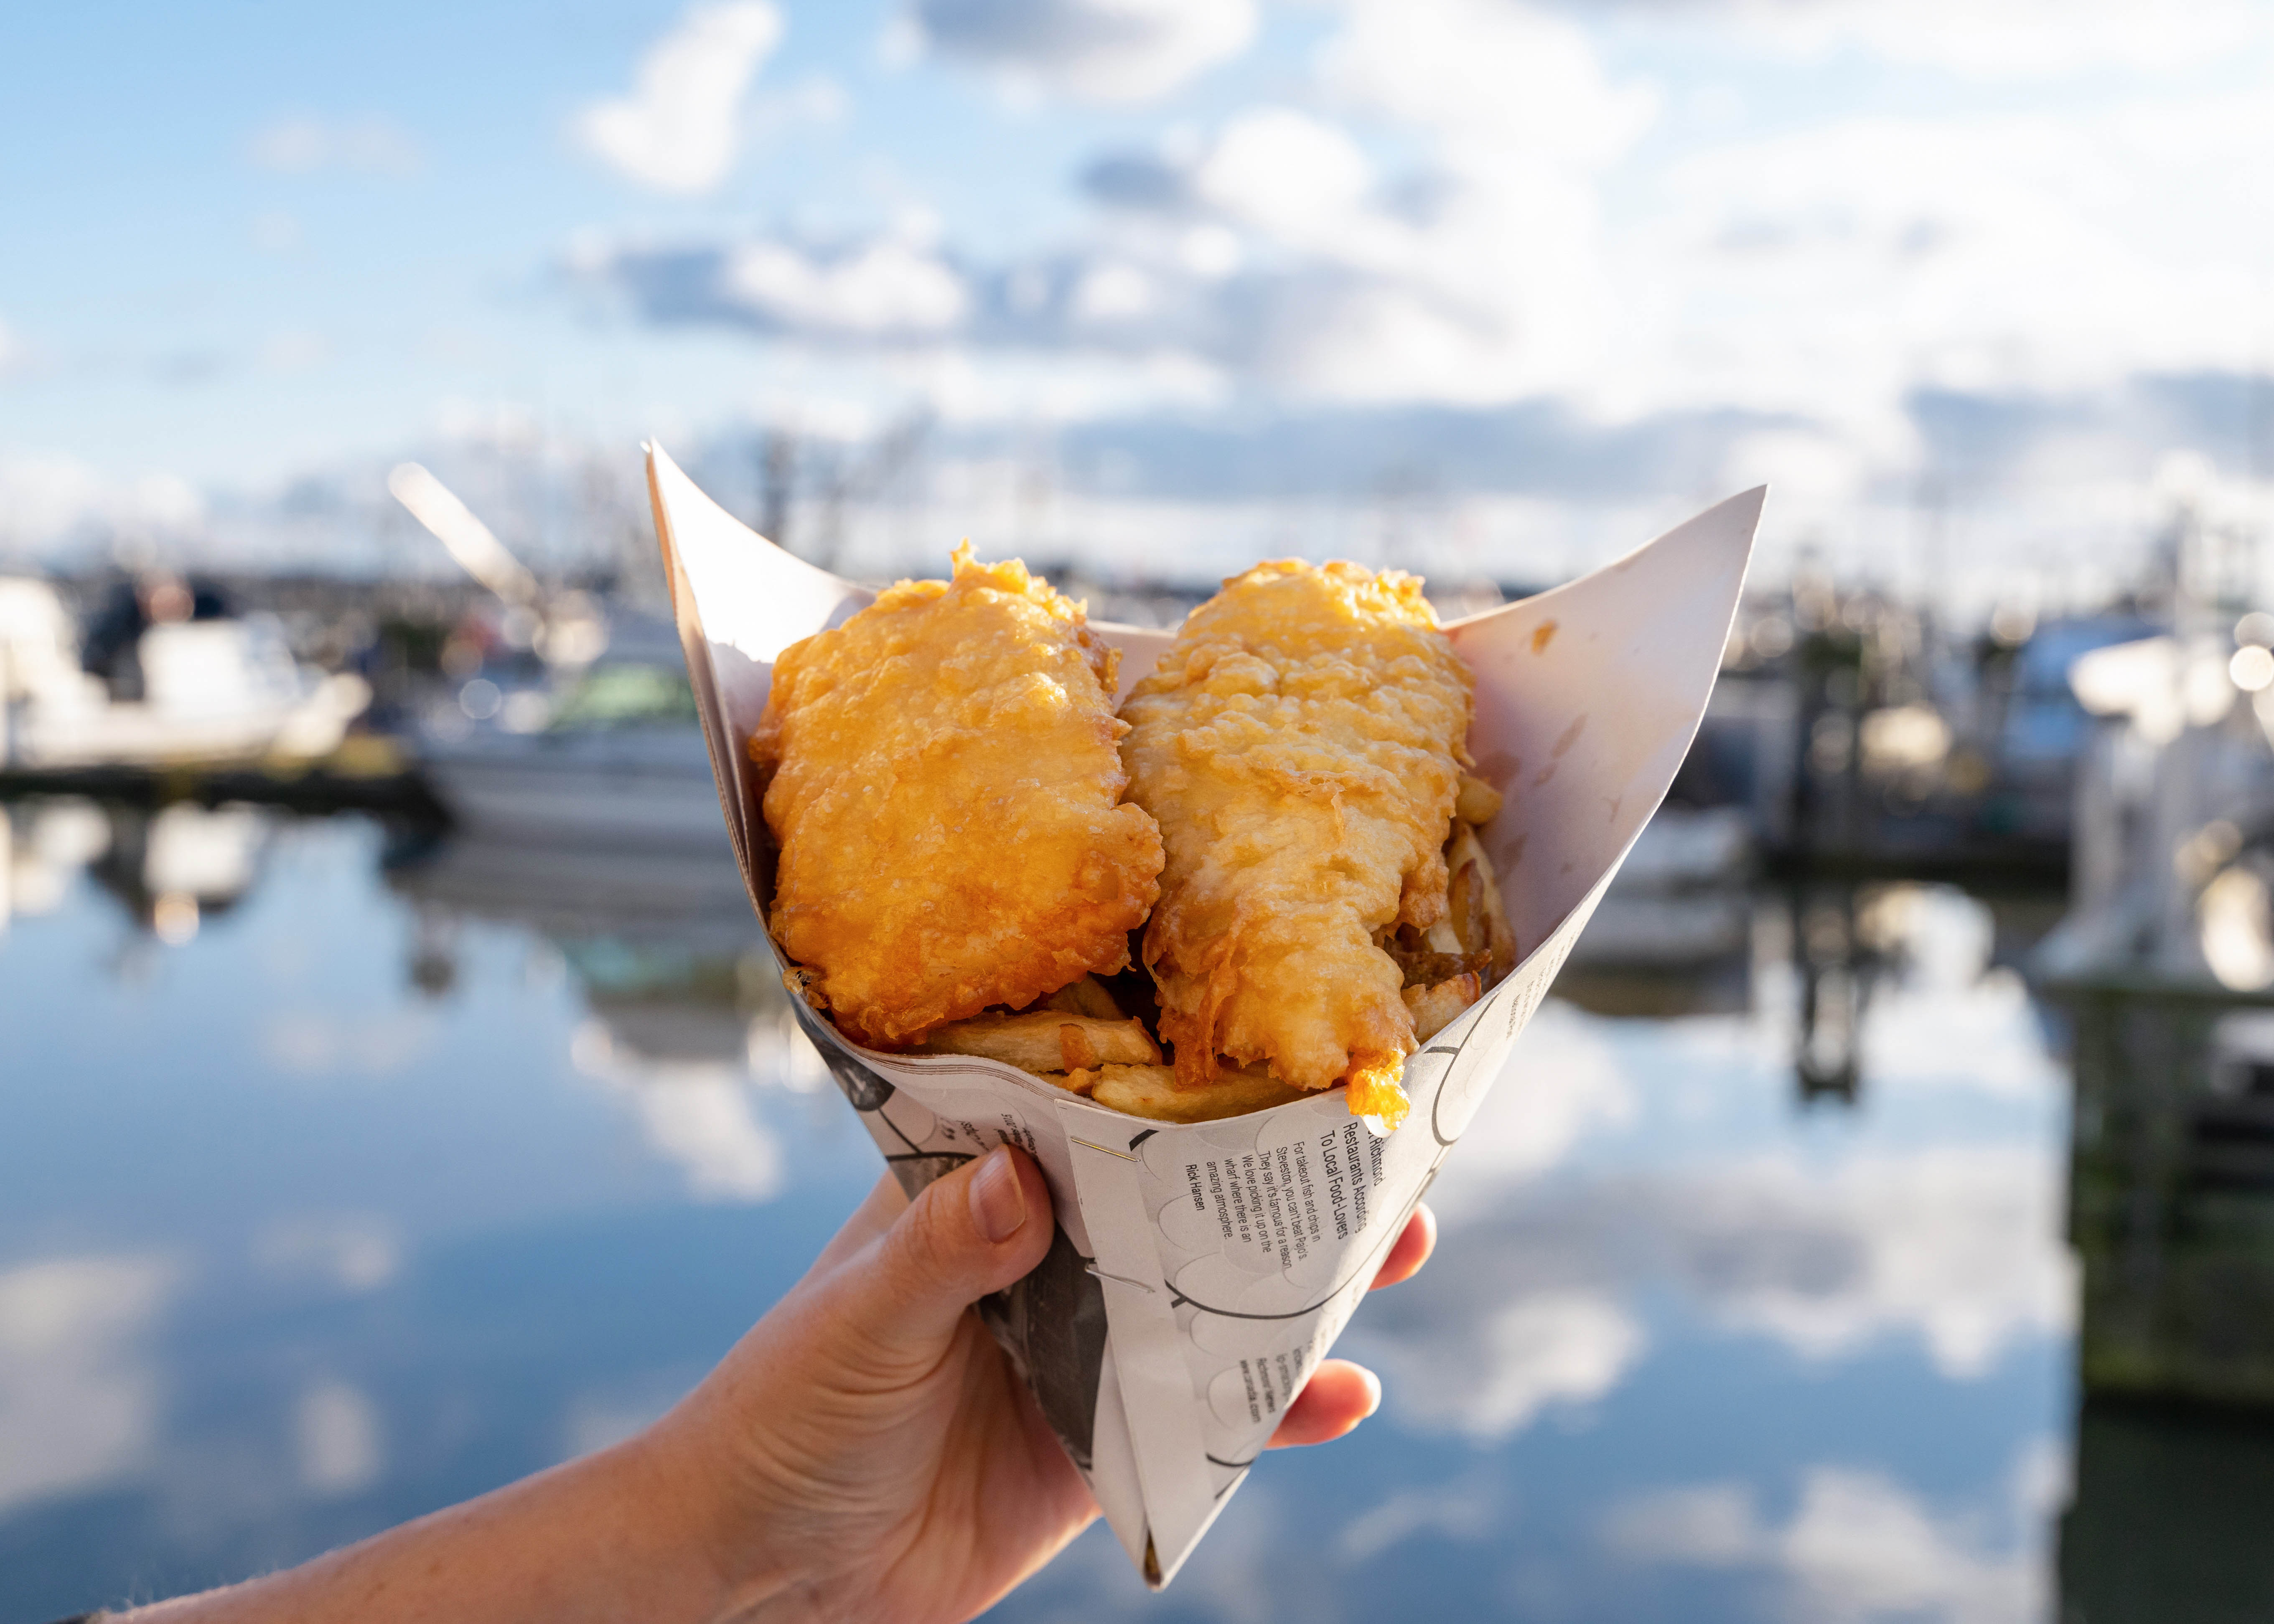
[1688,0,2269,79]
[911,0,1256,102]
[0,453,207,557]
[1364,1129,2066,1438]
[542,0,2274,552]
[295,1377,384,1495]
[1058,0,1654,406]
[1603,1479,1760,1564]
[1338,1471,1500,1562]
[117,472,206,534]
[1068,259,1158,324]
[575,2,785,195]
[903,346,1226,427]
[723,237,969,336]
[625,1078,785,1201]
[1322,0,1656,162]
[261,1008,438,1078]
[572,1019,785,1202]
[1185,108,1373,243]
[0,456,105,552]
[1859,888,2065,1101]
[570,227,970,342]
[1401,1289,1647,1439]
[590,3,1652,410]
[1604,1455,2055,1624]
[247,115,422,175]
[1685,1147,2075,1379]
[0,1254,177,1514]
[1611,92,2274,450]
[1356,1057,2067,1423]
[254,1215,401,1294]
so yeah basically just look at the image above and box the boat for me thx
[2031,625,2274,994]
[0,576,368,770]
[411,608,730,849]
[387,465,731,851]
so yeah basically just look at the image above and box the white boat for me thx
[0,577,368,769]
[382,461,728,850]
[414,624,732,851]
[2032,622,2274,994]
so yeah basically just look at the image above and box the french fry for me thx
[1447,822,1517,981]
[1034,1070,1099,1098]
[1040,975,1124,1020]
[916,1011,1161,1073]
[1403,972,1481,1041]
[1447,851,1488,956]
[1455,772,1504,825]
[1084,1062,1311,1123]
[1060,1023,1102,1070]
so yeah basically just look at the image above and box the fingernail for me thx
[969,1148,1027,1244]
[1359,1368,1383,1419]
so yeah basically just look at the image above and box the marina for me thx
[14,3,2274,1614]
[6,478,2274,1615]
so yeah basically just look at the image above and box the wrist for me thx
[628,1396,812,1624]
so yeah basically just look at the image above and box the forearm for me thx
[121,1432,786,1624]
[91,1157,1411,1624]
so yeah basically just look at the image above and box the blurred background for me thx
[6,1,2274,1618]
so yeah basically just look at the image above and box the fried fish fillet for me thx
[751,544,1164,1049]
[1119,560,1474,1127]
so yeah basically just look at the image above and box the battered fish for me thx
[1119,561,1473,1128]
[751,545,1164,1049]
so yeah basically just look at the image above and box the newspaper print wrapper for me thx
[645,443,1761,1588]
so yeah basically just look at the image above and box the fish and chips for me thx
[750,548,1516,1130]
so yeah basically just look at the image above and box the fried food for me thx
[914,1011,1161,1073]
[1446,822,1517,979]
[1455,771,1504,826]
[751,545,1164,1049]
[1119,560,1475,1129]
[1071,1062,1312,1123]
[1403,973,1482,1042]
[1039,975,1125,1020]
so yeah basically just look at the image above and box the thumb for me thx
[822,1146,1054,1375]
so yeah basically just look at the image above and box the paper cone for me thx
[645,445,1761,1586]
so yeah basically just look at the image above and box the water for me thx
[0,798,2183,1620]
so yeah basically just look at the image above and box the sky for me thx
[6,0,2274,604]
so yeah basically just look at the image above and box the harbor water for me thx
[12,796,2261,1621]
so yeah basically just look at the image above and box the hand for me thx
[650,1147,1437,1620]
[124,1146,1434,1624]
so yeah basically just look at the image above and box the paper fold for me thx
[646,445,1760,1586]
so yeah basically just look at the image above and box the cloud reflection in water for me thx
[0,1255,177,1516]
[0,811,2078,1621]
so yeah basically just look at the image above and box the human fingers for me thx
[1368,1202,1437,1291]
[818,1146,1054,1375]
[1265,1360,1381,1449]
[798,1173,911,1287]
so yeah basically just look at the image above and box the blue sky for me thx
[7,0,2274,598]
